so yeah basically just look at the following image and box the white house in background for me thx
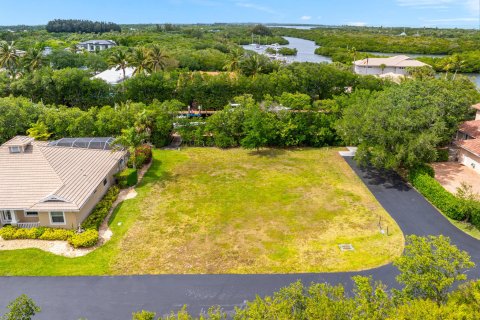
[77,40,116,52]
[92,66,135,85]
[353,55,429,76]
[454,104,480,173]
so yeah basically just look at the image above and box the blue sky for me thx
[1,0,479,28]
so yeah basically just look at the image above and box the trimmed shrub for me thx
[410,173,465,221]
[81,186,120,230]
[0,226,48,240]
[409,165,480,227]
[38,228,74,241]
[68,229,99,248]
[116,168,138,189]
[408,163,434,180]
[0,225,98,248]
[0,226,17,240]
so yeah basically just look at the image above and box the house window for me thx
[9,146,21,154]
[25,211,38,217]
[103,178,108,186]
[50,212,65,225]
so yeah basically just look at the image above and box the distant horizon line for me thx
[0,21,478,30]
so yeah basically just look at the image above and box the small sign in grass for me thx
[338,244,354,251]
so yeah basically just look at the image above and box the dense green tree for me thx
[0,96,42,144]
[48,50,85,69]
[241,104,277,150]
[1,294,40,320]
[394,235,475,305]
[337,78,479,169]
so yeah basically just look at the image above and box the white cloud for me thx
[300,15,312,20]
[347,21,367,27]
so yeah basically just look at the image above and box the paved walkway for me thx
[0,157,479,320]
[432,162,480,195]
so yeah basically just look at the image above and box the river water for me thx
[243,36,480,87]
[242,36,331,63]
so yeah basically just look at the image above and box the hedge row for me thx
[81,185,120,230]
[409,165,480,227]
[0,226,98,248]
[116,168,138,189]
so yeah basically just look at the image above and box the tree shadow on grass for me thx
[247,149,286,158]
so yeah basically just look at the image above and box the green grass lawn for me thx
[0,148,403,275]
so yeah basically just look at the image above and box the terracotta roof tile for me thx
[456,139,480,157]
[459,120,480,139]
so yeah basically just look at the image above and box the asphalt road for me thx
[0,156,478,320]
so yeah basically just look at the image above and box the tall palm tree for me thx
[0,41,19,77]
[108,50,129,80]
[223,47,243,72]
[129,47,149,76]
[112,127,148,170]
[240,54,265,78]
[146,45,170,73]
[450,55,465,81]
[22,47,45,73]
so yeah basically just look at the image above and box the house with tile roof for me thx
[353,55,429,76]
[454,104,480,173]
[0,136,127,229]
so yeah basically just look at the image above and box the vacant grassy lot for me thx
[0,148,403,275]
[113,148,403,274]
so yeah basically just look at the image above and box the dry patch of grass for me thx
[112,148,403,274]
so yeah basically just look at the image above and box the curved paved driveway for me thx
[0,157,478,320]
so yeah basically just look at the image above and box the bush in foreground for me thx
[68,229,99,248]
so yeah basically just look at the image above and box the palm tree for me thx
[108,50,129,80]
[22,47,45,73]
[450,55,465,81]
[146,45,170,73]
[129,47,149,76]
[223,47,243,72]
[0,41,19,77]
[112,127,148,170]
[239,54,265,78]
[348,46,357,64]
[380,63,387,74]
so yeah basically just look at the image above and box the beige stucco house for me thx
[353,55,429,76]
[0,136,127,229]
[454,104,480,173]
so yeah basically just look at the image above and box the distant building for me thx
[42,46,52,56]
[92,66,135,84]
[353,55,429,76]
[77,40,116,52]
